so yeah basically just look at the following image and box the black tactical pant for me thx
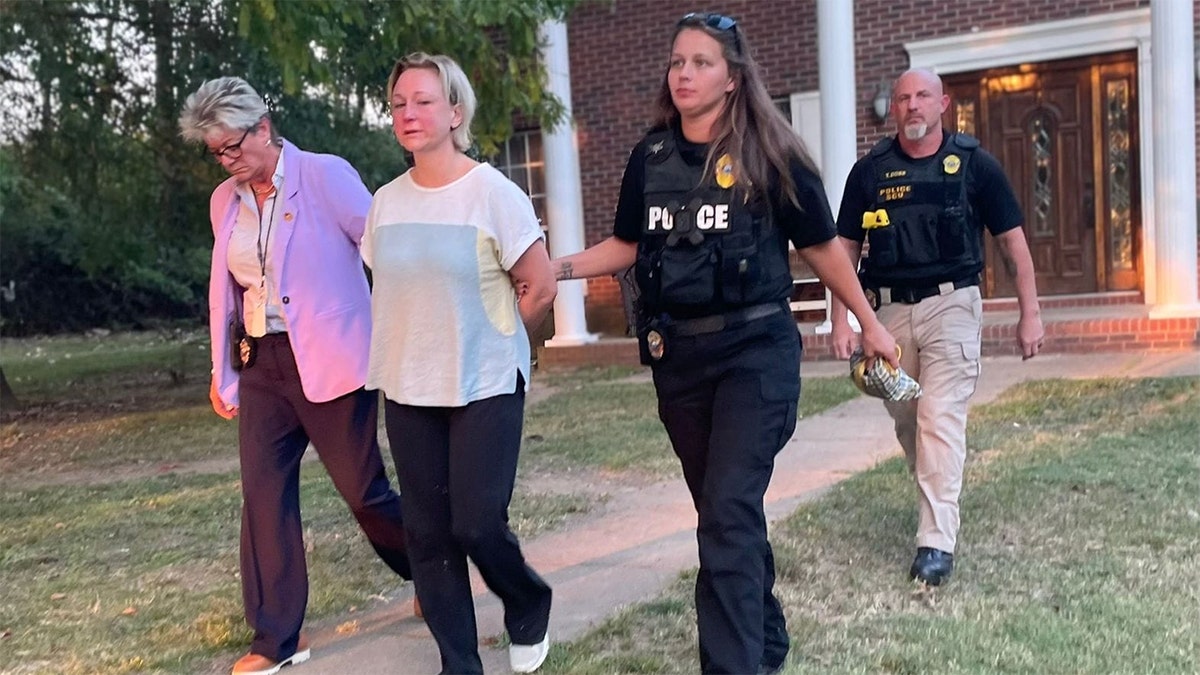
[651,311,800,674]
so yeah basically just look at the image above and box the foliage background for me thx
[0,0,577,336]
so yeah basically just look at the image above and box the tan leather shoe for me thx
[231,635,311,675]
[413,595,423,619]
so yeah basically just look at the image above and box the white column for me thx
[815,0,859,333]
[1148,0,1199,316]
[538,20,598,345]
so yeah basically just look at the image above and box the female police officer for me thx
[551,13,897,674]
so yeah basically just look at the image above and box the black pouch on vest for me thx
[228,315,257,371]
[658,246,717,306]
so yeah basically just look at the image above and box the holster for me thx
[228,315,257,371]
[858,271,881,312]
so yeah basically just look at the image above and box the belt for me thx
[880,275,978,305]
[669,302,786,337]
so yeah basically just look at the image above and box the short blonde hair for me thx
[178,77,274,143]
[386,53,476,153]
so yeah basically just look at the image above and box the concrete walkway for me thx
[288,350,1199,674]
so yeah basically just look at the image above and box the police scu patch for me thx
[715,153,735,189]
[943,154,961,175]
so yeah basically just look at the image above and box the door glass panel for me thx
[1105,79,1133,271]
[1029,113,1054,236]
[955,100,975,135]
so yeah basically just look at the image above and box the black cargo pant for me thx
[237,333,411,662]
[651,311,800,674]
[384,373,552,675]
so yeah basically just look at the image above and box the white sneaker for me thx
[508,633,549,673]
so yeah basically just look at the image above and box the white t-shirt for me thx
[362,163,543,407]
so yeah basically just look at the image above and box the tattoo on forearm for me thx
[557,262,574,281]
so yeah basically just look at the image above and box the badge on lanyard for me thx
[247,287,268,337]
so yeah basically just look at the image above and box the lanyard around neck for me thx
[256,189,278,289]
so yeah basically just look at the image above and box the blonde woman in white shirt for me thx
[362,52,556,675]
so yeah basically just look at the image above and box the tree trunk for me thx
[0,367,20,411]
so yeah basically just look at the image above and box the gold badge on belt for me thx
[647,330,665,360]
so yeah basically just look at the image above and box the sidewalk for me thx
[291,350,1199,674]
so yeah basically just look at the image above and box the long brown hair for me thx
[652,14,818,208]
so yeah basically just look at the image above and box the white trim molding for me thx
[904,9,1150,75]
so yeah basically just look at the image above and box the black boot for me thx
[909,547,954,586]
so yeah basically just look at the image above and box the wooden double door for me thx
[944,52,1141,297]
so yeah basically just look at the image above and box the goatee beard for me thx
[903,123,928,141]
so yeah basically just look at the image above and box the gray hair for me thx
[178,76,274,143]
[387,53,476,153]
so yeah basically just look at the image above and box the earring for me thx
[264,137,271,147]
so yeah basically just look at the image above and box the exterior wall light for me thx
[872,81,892,122]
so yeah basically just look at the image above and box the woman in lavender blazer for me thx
[179,76,412,675]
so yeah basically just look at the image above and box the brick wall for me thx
[563,0,1192,333]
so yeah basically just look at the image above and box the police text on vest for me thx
[646,204,731,231]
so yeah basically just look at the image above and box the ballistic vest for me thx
[860,133,983,287]
[634,129,792,317]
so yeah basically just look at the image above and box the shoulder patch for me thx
[951,133,980,150]
[644,131,674,165]
[868,136,895,157]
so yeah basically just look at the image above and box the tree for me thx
[0,0,579,335]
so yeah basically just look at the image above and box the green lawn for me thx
[0,332,863,674]
[548,377,1200,674]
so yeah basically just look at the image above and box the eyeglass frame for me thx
[677,12,741,54]
[206,126,254,162]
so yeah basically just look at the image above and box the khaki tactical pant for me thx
[877,285,982,553]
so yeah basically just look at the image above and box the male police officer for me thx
[831,68,1044,586]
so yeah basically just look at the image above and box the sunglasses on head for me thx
[678,12,741,53]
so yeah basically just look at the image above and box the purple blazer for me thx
[208,141,373,406]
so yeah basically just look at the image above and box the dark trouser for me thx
[651,312,799,674]
[237,333,411,661]
[384,374,551,675]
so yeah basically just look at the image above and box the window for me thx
[774,93,827,318]
[491,131,547,232]
[784,91,822,162]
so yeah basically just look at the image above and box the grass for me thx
[1,330,210,401]
[523,365,862,477]
[0,462,592,675]
[547,376,1200,674]
[0,332,866,674]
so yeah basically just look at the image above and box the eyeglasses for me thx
[207,127,253,161]
[678,12,741,53]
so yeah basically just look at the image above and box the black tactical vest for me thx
[860,133,983,287]
[634,129,792,318]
